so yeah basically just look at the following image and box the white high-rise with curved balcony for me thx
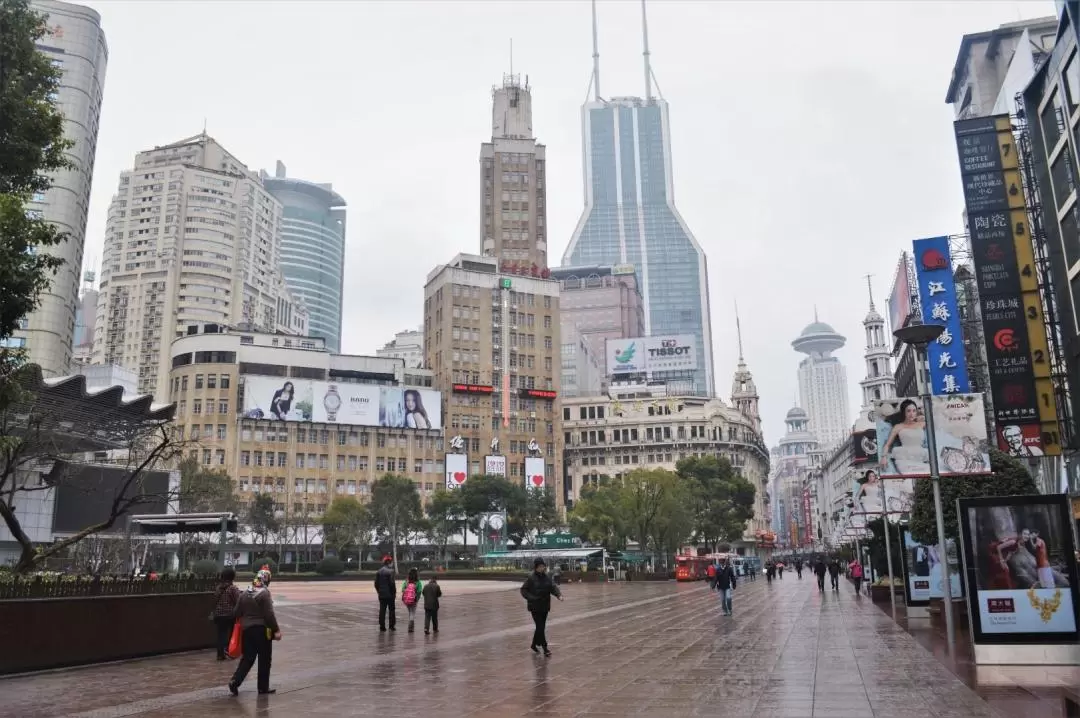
[793,315,851,450]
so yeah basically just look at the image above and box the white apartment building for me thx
[376,327,424,368]
[93,134,307,399]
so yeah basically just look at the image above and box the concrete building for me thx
[376,327,424,368]
[10,2,107,375]
[168,325,441,516]
[561,4,713,396]
[422,253,561,502]
[792,316,851,450]
[550,264,645,397]
[769,407,820,551]
[481,74,549,270]
[93,134,308,399]
[860,286,896,408]
[71,270,98,367]
[260,162,346,353]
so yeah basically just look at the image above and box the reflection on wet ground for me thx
[1,576,1075,717]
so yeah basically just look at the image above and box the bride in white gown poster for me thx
[875,395,990,479]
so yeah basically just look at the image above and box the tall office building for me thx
[11,1,107,376]
[792,315,851,450]
[481,74,548,270]
[561,1,713,396]
[93,134,308,398]
[71,270,97,367]
[260,161,347,353]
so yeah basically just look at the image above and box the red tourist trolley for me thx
[674,554,711,582]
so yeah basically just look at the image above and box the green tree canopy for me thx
[177,457,236,514]
[369,474,422,568]
[508,486,559,546]
[321,497,372,555]
[676,455,756,550]
[246,493,279,548]
[425,488,463,564]
[459,474,524,542]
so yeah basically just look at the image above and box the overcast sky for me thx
[78,0,1055,444]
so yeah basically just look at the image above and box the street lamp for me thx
[893,316,955,656]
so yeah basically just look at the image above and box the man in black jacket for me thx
[520,558,562,656]
[374,556,396,631]
[714,557,737,616]
[814,558,828,592]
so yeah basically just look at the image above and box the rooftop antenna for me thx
[641,0,652,102]
[813,305,819,323]
[864,273,875,310]
[591,0,601,101]
[734,299,745,362]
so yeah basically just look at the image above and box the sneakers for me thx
[543,648,552,657]
[228,682,238,696]
[408,621,415,633]
[530,645,540,654]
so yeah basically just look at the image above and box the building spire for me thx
[641,0,652,103]
[734,299,745,361]
[865,273,875,311]
[813,305,819,323]
[591,0,601,101]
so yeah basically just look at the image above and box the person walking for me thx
[422,576,442,634]
[520,558,562,656]
[765,560,775,583]
[814,558,827,592]
[401,567,423,633]
[375,555,396,631]
[777,561,784,579]
[827,558,841,591]
[849,559,864,596]
[794,558,804,579]
[228,567,281,696]
[714,556,738,616]
[212,567,241,660]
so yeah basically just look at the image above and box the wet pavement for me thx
[1,574,1073,717]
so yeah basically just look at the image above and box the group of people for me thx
[374,556,443,634]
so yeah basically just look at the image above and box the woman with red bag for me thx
[228,567,281,696]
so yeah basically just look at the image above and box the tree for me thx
[619,468,680,554]
[178,457,236,514]
[320,496,372,556]
[0,0,71,341]
[676,456,756,550]
[426,488,462,566]
[508,487,559,546]
[909,448,1037,546]
[568,479,629,550]
[369,474,422,569]
[246,493,279,549]
[459,474,522,543]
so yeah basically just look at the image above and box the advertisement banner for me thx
[483,455,506,477]
[849,469,913,516]
[912,236,970,394]
[241,375,442,430]
[887,252,913,336]
[874,395,990,478]
[606,335,698,375]
[900,528,964,606]
[957,494,1080,643]
[851,426,878,465]
[802,488,813,547]
[524,456,545,492]
[444,453,468,490]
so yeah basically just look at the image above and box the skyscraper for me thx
[481,74,548,271]
[561,0,713,396]
[792,314,851,449]
[12,1,107,376]
[261,161,347,352]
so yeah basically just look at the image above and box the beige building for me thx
[168,325,442,517]
[561,392,770,549]
[481,74,548,271]
[423,253,561,504]
[94,134,308,399]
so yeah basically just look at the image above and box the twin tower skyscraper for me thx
[561,0,714,396]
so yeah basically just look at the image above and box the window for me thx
[195,374,204,389]
[414,460,423,473]
[1065,52,1080,112]
[397,458,407,472]
[217,424,227,440]
[1041,90,1065,151]
[240,450,250,466]
[192,399,202,415]
[296,453,306,468]
[206,374,217,389]
[220,374,231,389]
[337,455,346,471]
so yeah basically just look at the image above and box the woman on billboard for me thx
[853,470,884,514]
[403,390,431,430]
[879,399,929,475]
[270,382,294,421]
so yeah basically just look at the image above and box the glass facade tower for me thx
[561,97,714,395]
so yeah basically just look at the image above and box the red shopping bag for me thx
[226,621,242,659]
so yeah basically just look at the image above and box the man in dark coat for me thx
[520,558,562,656]
[827,558,841,591]
[814,558,828,592]
[714,556,738,616]
[374,556,396,631]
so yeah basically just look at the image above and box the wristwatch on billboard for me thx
[324,385,342,422]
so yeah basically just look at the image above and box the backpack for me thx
[402,582,418,606]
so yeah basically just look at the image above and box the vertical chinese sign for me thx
[802,487,814,548]
[954,115,1061,455]
[912,236,970,394]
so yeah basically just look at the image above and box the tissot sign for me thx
[606,335,698,375]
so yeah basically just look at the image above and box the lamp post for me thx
[893,317,955,656]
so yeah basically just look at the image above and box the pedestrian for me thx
[794,558,803,579]
[375,555,396,631]
[778,561,784,579]
[520,558,562,657]
[814,559,827,592]
[228,567,281,696]
[765,560,775,583]
[827,558,841,591]
[401,567,423,633]
[714,556,738,616]
[707,560,718,588]
[422,575,442,634]
[211,566,241,660]
[849,559,864,595]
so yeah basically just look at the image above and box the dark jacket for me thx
[233,586,279,633]
[374,565,396,599]
[714,565,737,591]
[814,561,827,576]
[422,581,442,610]
[212,581,240,617]
[827,560,840,577]
[520,570,561,613]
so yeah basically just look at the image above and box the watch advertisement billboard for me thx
[444,453,468,490]
[849,469,913,516]
[900,528,964,606]
[524,456,545,492]
[606,335,698,375]
[957,494,1079,643]
[241,375,442,430]
[484,455,506,477]
[874,395,990,479]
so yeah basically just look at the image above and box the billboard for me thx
[606,335,698,375]
[525,456,545,492]
[912,236,970,394]
[957,494,1079,643]
[956,114,1061,455]
[241,376,442,430]
[484,455,506,477]
[444,453,468,490]
[887,252,913,335]
[874,395,990,478]
[900,528,964,606]
[849,468,913,516]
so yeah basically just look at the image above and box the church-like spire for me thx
[731,302,759,426]
[735,299,745,363]
[860,275,894,409]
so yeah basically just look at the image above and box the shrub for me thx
[251,557,278,575]
[191,559,220,577]
[315,556,345,576]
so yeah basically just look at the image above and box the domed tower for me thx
[730,303,760,430]
[791,309,851,449]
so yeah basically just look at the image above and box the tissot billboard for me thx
[606,335,698,375]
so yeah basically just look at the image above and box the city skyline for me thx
[68,0,1055,441]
